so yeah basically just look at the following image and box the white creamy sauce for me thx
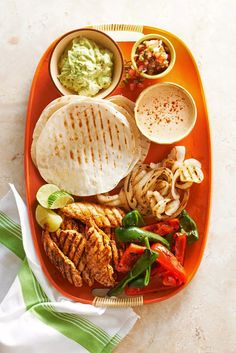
[135,86,194,142]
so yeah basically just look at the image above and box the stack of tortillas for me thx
[31,95,150,196]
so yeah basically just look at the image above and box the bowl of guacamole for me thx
[49,29,123,98]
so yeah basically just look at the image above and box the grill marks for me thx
[42,230,83,287]
[61,202,125,228]
[98,108,109,164]
[43,203,125,288]
[36,101,138,196]
[84,225,115,287]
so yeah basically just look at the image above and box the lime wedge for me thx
[47,191,74,209]
[36,184,60,208]
[35,205,62,232]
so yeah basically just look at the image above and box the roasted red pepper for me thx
[151,243,187,284]
[173,232,187,265]
[117,243,146,272]
[162,274,178,287]
[142,219,180,236]
[151,264,177,287]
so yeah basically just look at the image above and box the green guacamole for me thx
[58,37,114,96]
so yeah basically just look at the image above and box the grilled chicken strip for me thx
[58,213,86,234]
[51,229,87,269]
[104,227,123,271]
[83,225,115,287]
[42,230,83,287]
[60,202,125,228]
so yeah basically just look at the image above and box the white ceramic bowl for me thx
[49,28,123,98]
[135,82,197,144]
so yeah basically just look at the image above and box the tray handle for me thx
[88,24,144,42]
[93,295,143,308]
[90,24,144,33]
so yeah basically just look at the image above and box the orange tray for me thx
[24,25,212,305]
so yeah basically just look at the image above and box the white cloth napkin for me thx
[0,185,138,353]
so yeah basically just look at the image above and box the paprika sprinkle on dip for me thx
[135,83,197,144]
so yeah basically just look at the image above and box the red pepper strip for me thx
[151,265,178,287]
[162,274,178,287]
[151,243,187,284]
[151,264,168,277]
[142,219,180,236]
[173,233,187,265]
[117,243,146,273]
[125,275,170,295]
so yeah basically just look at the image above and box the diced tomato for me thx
[138,65,144,72]
[128,69,136,77]
[117,243,146,273]
[137,82,144,88]
[129,83,135,91]
[138,44,146,51]
[151,243,187,284]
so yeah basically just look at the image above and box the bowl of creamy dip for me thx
[49,28,123,98]
[135,82,197,144]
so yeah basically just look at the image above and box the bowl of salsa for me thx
[131,34,176,79]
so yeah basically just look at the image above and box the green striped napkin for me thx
[0,185,138,353]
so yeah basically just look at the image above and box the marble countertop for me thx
[0,1,235,352]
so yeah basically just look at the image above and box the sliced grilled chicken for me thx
[58,212,86,234]
[104,227,123,271]
[51,229,86,267]
[83,225,115,287]
[60,202,125,228]
[42,230,83,287]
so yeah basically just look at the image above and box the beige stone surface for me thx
[0,1,235,352]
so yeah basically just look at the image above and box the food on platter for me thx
[35,205,63,232]
[108,95,135,116]
[37,200,125,288]
[134,39,170,75]
[97,146,204,220]
[36,183,74,209]
[61,202,125,228]
[35,188,199,294]
[31,95,84,165]
[29,27,209,302]
[34,101,139,196]
[35,142,203,294]
[31,95,150,195]
[105,96,150,165]
[135,83,197,144]
[42,230,83,287]
[131,34,176,79]
[57,37,114,97]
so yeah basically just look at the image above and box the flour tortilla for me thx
[36,101,137,196]
[108,95,135,116]
[31,95,87,165]
[108,96,150,163]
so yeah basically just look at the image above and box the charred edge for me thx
[71,235,84,266]
[107,119,113,147]
[98,109,107,164]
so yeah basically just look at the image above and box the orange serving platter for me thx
[24,25,212,305]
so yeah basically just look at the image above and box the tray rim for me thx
[24,24,212,307]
